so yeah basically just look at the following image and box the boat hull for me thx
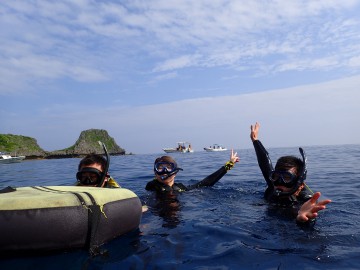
[0,156,25,164]
[0,186,142,253]
[163,148,194,153]
[204,148,227,152]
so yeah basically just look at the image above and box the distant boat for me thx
[0,152,26,164]
[163,142,194,153]
[204,144,228,152]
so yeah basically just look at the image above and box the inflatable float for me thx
[0,186,142,253]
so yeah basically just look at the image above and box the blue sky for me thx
[1,0,360,154]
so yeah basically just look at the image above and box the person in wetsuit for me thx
[145,150,239,192]
[250,122,331,223]
[143,150,239,227]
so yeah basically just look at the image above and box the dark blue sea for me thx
[1,144,359,270]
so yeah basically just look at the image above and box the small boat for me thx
[0,186,142,253]
[204,144,228,152]
[0,152,26,164]
[163,142,194,153]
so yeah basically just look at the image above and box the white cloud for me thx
[153,55,201,72]
[0,0,360,97]
[150,72,178,83]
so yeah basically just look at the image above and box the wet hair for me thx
[275,156,304,176]
[78,154,106,171]
[154,156,178,167]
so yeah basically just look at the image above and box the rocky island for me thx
[0,129,126,159]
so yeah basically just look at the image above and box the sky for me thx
[1,0,360,154]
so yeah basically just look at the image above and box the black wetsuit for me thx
[145,165,229,193]
[252,140,313,205]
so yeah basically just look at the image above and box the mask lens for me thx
[155,162,176,174]
[281,172,295,183]
[270,171,281,182]
[76,168,102,185]
[270,171,296,184]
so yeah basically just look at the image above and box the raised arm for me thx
[250,122,274,184]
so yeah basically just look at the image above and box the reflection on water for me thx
[0,229,142,270]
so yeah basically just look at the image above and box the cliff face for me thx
[0,129,126,159]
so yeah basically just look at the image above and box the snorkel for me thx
[273,147,307,197]
[157,169,181,181]
[97,141,110,187]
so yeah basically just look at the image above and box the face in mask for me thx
[76,166,103,186]
[269,169,298,188]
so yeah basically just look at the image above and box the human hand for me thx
[230,149,240,164]
[250,122,260,142]
[296,192,332,222]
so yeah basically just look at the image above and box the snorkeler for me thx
[76,142,120,188]
[145,150,239,192]
[250,122,331,223]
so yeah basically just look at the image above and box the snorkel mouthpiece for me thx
[158,169,182,181]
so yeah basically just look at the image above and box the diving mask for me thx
[270,170,297,188]
[154,162,179,175]
[76,167,103,186]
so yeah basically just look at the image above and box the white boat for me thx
[204,144,228,152]
[0,152,26,164]
[163,142,194,153]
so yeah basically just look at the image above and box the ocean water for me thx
[0,144,359,270]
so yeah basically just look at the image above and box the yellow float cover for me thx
[0,186,139,210]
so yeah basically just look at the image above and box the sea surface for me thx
[0,144,359,270]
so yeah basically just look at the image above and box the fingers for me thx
[230,149,240,163]
[250,122,260,141]
[310,192,321,203]
[234,152,239,163]
[310,199,331,214]
[311,205,326,213]
[310,192,331,206]
[298,192,331,222]
[317,199,332,206]
[250,122,258,131]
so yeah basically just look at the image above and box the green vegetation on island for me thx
[0,134,46,157]
[0,129,126,159]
